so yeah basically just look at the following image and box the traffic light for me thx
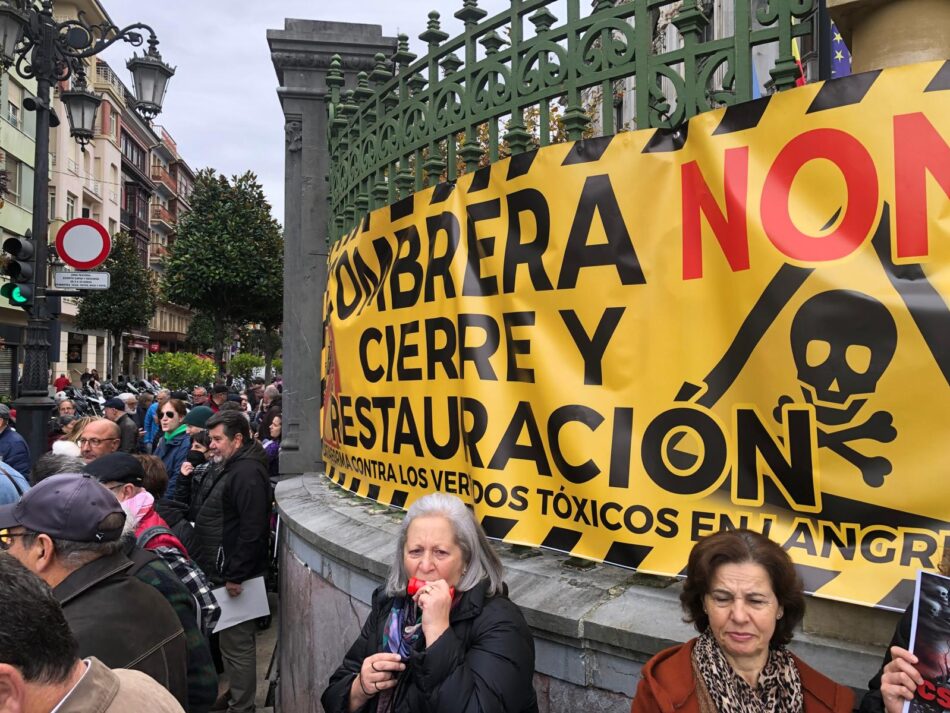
[2,231,35,311]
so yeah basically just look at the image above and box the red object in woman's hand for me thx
[407,577,454,598]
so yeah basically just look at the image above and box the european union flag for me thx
[831,21,852,78]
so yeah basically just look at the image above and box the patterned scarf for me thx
[692,628,804,713]
[376,599,422,713]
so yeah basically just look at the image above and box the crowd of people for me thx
[0,371,936,713]
[0,374,282,713]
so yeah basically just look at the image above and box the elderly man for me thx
[194,411,271,713]
[209,385,229,413]
[57,399,77,418]
[0,403,30,476]
[0,473,188,708]
[192,386,209,407]
[0,553,185,712]
[78,418,120,463]
[103,397,138,454]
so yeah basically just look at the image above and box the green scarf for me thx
[164,424,187,442]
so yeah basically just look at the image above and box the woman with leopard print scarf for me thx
[631,529,853,713]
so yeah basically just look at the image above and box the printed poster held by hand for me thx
[904,570,950,713]
[211,576,270,633]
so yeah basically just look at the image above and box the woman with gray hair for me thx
[322,493,538,713]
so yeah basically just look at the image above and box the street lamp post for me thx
[0,0,173,461]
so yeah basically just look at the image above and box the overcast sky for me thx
[100,0,512,226]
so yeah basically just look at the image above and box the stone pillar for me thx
[268,21,396,476]
[828,0,950,73]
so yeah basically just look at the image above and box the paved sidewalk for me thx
[216,591,279,713]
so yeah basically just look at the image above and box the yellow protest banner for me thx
[321,62,950,609]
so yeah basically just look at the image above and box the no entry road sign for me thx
[55,218,111,270]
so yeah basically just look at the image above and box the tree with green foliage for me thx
[163,169,283,372]
[76,233,158,376]
[144,352,217,391]
[185,311,225,353]
[228,353,264,381]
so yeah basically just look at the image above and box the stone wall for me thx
[276,474,893,713]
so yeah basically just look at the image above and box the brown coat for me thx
[631,639,853,713]
[54,657,184,713]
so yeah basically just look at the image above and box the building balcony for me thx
[150,203,176,230]
[82,175,102,199]
[150,164,176,195]
[120,208,149,236]
[94,63,125,96]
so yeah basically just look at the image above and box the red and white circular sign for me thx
[55,218,112,270]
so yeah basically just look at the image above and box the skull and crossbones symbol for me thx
[774,290,898,487]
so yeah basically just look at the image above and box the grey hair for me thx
[30,453,87,486]
[385,493,504,597]
[21,512,126,570]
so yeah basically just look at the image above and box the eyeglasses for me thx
[0,529,30,551]
[161,411,178,418]
[104,483,126,493]
[78,437,119,447]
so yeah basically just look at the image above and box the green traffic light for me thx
[1,283,30,306]
[9,286,27,304]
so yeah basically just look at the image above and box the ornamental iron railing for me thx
[326,0,814,242]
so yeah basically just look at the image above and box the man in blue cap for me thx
[0,473,188,708]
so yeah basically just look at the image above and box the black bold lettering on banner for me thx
[458,313,500,380]
[901,533,936,569]
[334,251,361,321]
[355,397,376,449]
[557,175,646,288]
[547,404,604,484]
[504,189,553,293]
[734,408,818,510]
[384,325,397,381]
[352,248,380,314]
[463,199,501,296]
[609,407,634,489]
[369,236,395,312]
[819,523,857,560]
[359,328,384,382]
[338,395,357,447]
[861,528,896,564]
[559,307,625,385]
[391,226,423,309]
[784,521,819,556]
[328,395,341,444]
[509,485,529,511]
[393,399,423,456]
[396,321,423,381]
[642,408,728,495]
[425,212,461,302]
[461,397,488,467]
[425,396,460,459]
[488,401,552,475]
[503,311,535,383]
[372,396,396,453]
[600,502,622,531]
[425,317,459,379]
[656,508,678,538]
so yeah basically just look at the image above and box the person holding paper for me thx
[321,493,538,713]
[194,410,271,713]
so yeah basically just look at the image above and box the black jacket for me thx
[53,550,189,710]
[193,441,270,585]
[115,413,139,453]
[322,580,538,713]
[859,604,911,713]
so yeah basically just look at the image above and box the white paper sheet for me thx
[212,576,271,633]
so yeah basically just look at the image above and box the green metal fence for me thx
[326,0,815,242]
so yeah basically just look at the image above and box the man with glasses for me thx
[77,418,121,463]
[192,387,209,406]
[0,473,188,708]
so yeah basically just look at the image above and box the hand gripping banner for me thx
[321,61,950,609]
